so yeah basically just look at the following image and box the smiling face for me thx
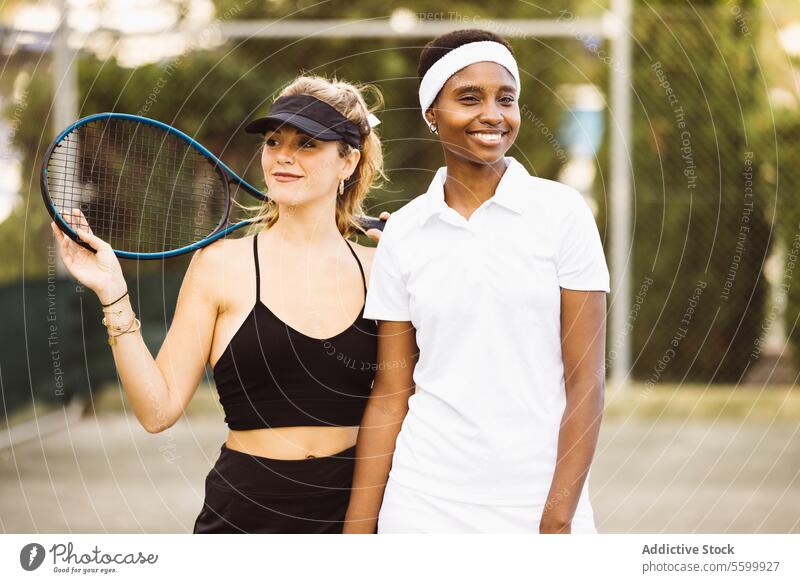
[260,123,360,206]
[425,61,520,165]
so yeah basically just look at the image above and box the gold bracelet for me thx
[102,313,136,333]
[102,306,138,346]
[107,318,141,346]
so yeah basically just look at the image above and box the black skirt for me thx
[192,443,356,534]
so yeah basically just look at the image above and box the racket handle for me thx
[357,214,386,232]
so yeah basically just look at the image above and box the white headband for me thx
[418,40,521,130]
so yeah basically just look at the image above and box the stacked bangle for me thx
[101,291,140,346]
[102,314,141,346]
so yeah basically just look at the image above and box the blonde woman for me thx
[51,75,388,533]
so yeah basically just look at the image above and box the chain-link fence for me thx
[627,4,798,386]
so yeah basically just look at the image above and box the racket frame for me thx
[41,112,269,260]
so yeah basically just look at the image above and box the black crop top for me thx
[211,233,378,430]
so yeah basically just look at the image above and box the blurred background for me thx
[0,0,798,533]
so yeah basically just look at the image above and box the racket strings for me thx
[46,118,228,254]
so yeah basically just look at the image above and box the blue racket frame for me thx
[41,112,383,260]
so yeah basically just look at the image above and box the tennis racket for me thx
[41,112,385,260]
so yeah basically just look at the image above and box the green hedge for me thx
[0,272,184,419]
[631,7,771,383]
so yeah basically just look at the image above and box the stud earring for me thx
[431,123,438,134]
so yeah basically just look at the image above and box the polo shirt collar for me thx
[418,156,530,226]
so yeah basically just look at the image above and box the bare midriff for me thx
[225,425,359,459]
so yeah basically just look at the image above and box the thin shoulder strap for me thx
[253,233,261,302]
[344,239,367,295]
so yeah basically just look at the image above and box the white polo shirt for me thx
[364,156,610,506]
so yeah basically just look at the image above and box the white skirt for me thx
[377,478,598,534]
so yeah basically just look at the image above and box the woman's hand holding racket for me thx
[365,211,390,242]
[50,208,127,305]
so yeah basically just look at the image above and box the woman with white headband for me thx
[345,29,610,533]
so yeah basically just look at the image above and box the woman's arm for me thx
[51,219,220,433]
[111,248,220,433]
[343,320,418,533]
[540,289,607,534]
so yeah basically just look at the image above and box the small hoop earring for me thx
[338,178,345,196]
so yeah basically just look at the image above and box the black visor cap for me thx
[245,94,362,149]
